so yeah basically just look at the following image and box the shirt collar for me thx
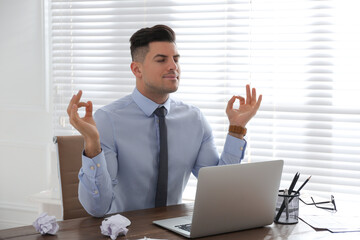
[132,88,171,117]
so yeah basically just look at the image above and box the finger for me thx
[74,90,83,105]
[67,90,83,116]
[251,87,257,106]
[255,94,262,111]
[246,84,251,105]
[77,102,88,108]
[226,96,236,113]
[67,95,76,116]
[237,96,246,106]
[69,104,81,127]
[85,101,93,118]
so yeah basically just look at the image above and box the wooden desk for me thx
[1,203,359,239]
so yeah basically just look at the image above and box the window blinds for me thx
[49,0,360,202]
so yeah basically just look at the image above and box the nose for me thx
[168,58,179,71]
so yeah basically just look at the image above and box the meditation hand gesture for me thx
[226,85,262,137]
[67,90,101,158]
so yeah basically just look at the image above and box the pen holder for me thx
[274,190,299,224]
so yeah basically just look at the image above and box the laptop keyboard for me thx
[175,223,192,232]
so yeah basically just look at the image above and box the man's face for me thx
[136,41,181,102]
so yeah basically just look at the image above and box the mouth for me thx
[163,74,179,81]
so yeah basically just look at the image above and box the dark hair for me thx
[129,25,176,62]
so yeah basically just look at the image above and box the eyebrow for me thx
[153,54,180,59]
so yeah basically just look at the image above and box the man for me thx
[67,25,262,217]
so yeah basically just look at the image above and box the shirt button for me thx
[97,163,100,168]
[90,166,95,170]
[240,147,244,151]
[94,190,98,194]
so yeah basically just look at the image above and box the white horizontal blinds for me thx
[170,1,252,199]
[50,0,360,201]
[50,0,250,201]
[51,0,250,138]
[247,0,360,201]
[329,1,360,201]
[172,1,251,149]
[51,0,142,135]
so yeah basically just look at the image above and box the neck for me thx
[137,87,169,104]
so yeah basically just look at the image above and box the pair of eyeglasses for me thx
[300,195,337,212]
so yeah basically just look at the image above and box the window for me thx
[49,0,360,202]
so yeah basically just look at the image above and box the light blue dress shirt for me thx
[78,88,247,217]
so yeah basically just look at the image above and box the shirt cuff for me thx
[81,150,107,178]
[223,134,247,159]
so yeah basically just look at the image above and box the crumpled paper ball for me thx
[100,214,131,240]
[32,212,59,235]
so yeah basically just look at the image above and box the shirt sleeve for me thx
[219,134,247,165]
[191,111,246,177]
[78,109,118,217]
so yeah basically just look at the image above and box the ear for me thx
[130,62,142,78]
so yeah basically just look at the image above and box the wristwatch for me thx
[228,125,247,136]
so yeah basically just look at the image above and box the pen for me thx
[284,189,289,220]
[288,172,300,194]
[275,172,300,222]
[295,175,311,194]
[289,175,311,203]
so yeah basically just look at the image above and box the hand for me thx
[67,90,101,158]
[226,84,262,127]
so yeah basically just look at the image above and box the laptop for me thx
[153,160,284,238]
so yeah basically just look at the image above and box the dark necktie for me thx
[154,106,168,207]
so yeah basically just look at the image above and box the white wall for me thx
[0,0,54,229]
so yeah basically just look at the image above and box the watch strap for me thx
[229,125,247,136]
